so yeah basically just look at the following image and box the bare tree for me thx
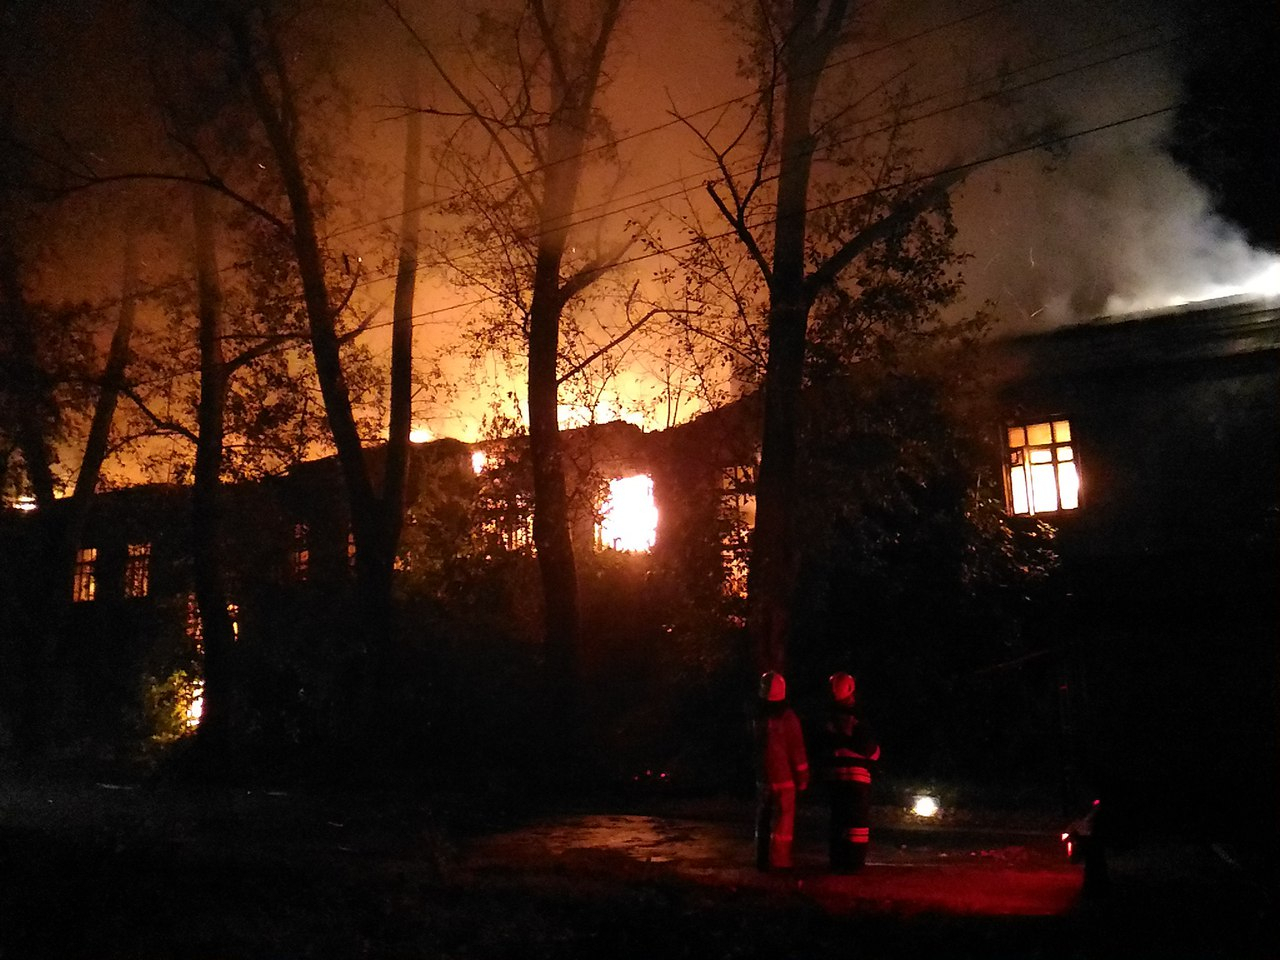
[675,0,977,673]
[391,0,629,733]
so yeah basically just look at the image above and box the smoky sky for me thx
[937,0,1279,326]
[7,0,1277,443]
[573,0,1279,330]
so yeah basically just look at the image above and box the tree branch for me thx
[706,182,773,286]
[119,383,199,445]
[804,169,967,302]
[557,304,694,385]
[385,0,542,210]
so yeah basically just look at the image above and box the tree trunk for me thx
[747,3,837,674]
[525,0,621,738]
[228,12,391,674]
[189,185,239,758]
[365,65,423,720]
[6,237,137,756]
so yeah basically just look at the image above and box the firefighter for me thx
[754,670,809,871]
[820,672,880,872]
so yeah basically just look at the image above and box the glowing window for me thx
[720,465,756,598]
[291,523,310,580]
[72,547,97,602]
[1006,419,1080,516]
[124,543,151,598]
[596,475,658,552]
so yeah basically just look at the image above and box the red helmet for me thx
[759,671,787,702]
[829,672,856,702]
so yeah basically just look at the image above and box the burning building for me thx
[0,296,1276,819]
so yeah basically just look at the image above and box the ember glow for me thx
[597,475,658,552]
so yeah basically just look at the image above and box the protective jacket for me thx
[756,701,810,790]
[820,703,880,871]
[821,704,880,784]
[753,701,809,870]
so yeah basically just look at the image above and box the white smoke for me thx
[942,0,1280,328]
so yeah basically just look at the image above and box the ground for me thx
[0,772,1273,959]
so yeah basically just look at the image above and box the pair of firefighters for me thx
[754,670,881,872]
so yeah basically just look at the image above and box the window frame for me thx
[1003,418,1082,517]
[124,542,152,599]
[72,547,98,602]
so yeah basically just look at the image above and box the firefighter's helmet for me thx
[759,671,787,702]
[829,672,856,702]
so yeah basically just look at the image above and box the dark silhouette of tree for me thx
[391,0,629,739]
[672,0,969,673]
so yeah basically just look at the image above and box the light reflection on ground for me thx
[466,812,1082,916]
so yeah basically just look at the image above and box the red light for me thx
[1066,840,1074,858]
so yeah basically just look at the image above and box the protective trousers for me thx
[756,781,797,870]
[828,780,871,871]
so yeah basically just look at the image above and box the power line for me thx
[368,101,1179,333]
[331,24,1183,305]
[45,0,1178,321]
[329,0,1038,242]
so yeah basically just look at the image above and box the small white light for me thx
[471,450,487,474]
[13,496,37,511]
[409,427,432,444]
[911,795,940,818]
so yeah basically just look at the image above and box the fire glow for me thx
[597,475,658,552]
[184,680,205,730]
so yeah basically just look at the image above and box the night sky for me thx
[3,0,1277,439]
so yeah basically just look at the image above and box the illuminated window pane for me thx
[125,543,151,598]
[73,548,97,602]
[597,475,658,552]
[1030,463,1059,512]
[1004,418,1079,516]
[1009,465,1030,515]
[1058,462,1080,509]
[1026,422,1053,445]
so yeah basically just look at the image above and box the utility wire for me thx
[321,25,1183,311]
[35,0,1182,321]
[365,102,1180,333]
[330,0,1037,241]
